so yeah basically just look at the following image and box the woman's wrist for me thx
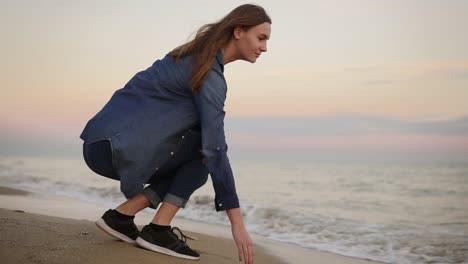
[226,208,245,227]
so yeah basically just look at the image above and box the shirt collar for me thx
[216,48,224,72]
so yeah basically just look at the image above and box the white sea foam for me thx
[0,156,467,264]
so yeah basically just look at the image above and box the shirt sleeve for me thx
[193,67,239,212]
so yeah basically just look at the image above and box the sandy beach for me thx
[0,186,382,264]
[1,207,285,264]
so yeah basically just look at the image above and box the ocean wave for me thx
[1,158,467,264]
[178,196,468,264]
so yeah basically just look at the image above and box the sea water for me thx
[0,155,467,264]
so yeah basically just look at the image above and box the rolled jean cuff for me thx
[142,187,162,209]
[163,193,187,208]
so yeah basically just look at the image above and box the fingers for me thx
[248,243,255,264]
[243,244,249,264]
[239,243,254,264]
[238,242,244,262]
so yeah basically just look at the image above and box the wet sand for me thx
[0,186,382,264]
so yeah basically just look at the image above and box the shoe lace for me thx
[171,227,189,243]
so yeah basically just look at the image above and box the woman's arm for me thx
[226,208,254,264]
[193,68,240,211]
[193,61,251,262]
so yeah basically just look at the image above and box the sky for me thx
[1,0,468,162]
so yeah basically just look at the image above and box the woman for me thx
[80,4,271,263]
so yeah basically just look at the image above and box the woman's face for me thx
[235,22,271,63]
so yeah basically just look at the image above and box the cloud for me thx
[224,114,468,162]
[363,80,396,86]
[342,66,389,72]
[225,114,468,137]
[341,61,468,83]
[445,70,468,80]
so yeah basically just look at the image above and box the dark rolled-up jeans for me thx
[82,128,209,209]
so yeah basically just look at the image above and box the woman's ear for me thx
[233,26,243,40]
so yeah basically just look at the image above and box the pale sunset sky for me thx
[1,0,468,161]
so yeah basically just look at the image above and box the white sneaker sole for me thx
[95,218,136,244]
[135,237,200,260]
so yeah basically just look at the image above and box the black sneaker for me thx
[95,209,139,243]
[136,225,200,260]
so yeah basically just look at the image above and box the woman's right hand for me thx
[226,208,254,264]
[232,223,254,264]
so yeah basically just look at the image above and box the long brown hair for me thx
[170,4,271,92]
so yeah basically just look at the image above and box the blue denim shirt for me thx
[80,49,239,211]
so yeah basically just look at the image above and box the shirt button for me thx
[155,167,159,171]
[170,152,174,155]
[218,203,223,207]
[181,136,185,139]
[216,147,220,150]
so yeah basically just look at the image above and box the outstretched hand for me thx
[226,208,254,264]
[232,223,254,263]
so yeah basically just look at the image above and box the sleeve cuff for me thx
[214,194,239,212]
